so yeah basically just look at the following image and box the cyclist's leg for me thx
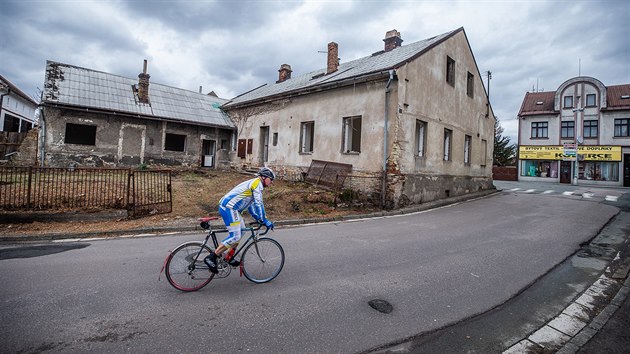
[205,206,242,272]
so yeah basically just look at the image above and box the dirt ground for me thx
[0,170,375,237]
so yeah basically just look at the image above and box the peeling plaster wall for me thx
[227,31,494,208]
[42,107,233,168]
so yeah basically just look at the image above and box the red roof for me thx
[607,84,630,110]
[518,91,555,116]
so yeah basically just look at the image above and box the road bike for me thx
[162,217,285,292]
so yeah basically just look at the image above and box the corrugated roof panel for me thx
[42,61,235,129]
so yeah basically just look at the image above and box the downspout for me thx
[381,69,395,208]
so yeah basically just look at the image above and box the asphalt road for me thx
[0,192,620,353]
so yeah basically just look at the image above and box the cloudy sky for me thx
[1,0,628,142]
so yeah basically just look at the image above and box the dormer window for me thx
[586,94,596,107]
[622,95,630,99]
[536,101,544,105]
[563,96,573,108]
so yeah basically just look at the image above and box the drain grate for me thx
[368,299,393,314]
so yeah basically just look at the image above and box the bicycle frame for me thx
[198,221,269,263]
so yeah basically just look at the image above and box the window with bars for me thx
[531,122,548,138]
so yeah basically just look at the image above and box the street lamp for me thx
[572,98,584,185]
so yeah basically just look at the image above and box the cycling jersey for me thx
[219,177,267,222]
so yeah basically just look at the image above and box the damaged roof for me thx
[41,61,235,129]
[222,27,463,109]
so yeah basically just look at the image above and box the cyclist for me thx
[204,167,276,273]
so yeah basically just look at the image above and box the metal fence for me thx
[0,166,171,217]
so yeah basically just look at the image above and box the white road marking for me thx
[605,195,618,202]
[524,189,536,193]
[542,190,554,194]
[562,191,574,196]
[509,188,521,192]
[582,193,594,198]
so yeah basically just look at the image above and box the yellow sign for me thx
[519,146,621,161]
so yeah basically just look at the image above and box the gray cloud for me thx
[1,0,628,143]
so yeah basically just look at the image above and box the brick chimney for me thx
[327,42,338,74]
[383,30,403,52]
[277,64,292,83]
[137,59,150,104]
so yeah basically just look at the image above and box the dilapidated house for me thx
[222,28,495,208]
[40,60,236,168]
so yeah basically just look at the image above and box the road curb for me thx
[0,189,499,244]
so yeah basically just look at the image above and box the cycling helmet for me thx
[258,167,276,180]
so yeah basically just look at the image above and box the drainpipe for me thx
[381,69,395,208]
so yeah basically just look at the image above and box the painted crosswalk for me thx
[503,187,620,202]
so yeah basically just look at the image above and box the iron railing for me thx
[0,166,171,217]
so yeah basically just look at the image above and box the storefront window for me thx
[521,160,558,178]
[580,162,619,181]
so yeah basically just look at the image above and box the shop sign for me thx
[519,146,621,161]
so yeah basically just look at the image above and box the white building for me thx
[0,74,38,132]
[517,76,630,187]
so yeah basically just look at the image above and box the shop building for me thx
[517,76,630,186]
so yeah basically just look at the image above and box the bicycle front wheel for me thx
[241,238,285,284]
[165,241,215,292]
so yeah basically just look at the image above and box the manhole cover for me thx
[368,299,393,314]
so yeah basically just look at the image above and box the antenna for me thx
[578,58,581,76]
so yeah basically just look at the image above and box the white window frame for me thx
[464,134,471,165]
[415,120,426,157]
[300,121,314,153]
[443,128,452,161]
[342,116,362,153]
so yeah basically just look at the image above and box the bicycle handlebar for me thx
[249,221,270,236]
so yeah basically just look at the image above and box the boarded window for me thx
[165,133,186,152]
[65,123,96,145]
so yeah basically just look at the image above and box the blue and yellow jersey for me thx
[219,177,266,221]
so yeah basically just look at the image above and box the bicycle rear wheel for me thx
[241,238,285,284]
[165,241,215,292]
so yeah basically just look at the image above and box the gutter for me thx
[381,69,396,208]
[38,107,46,166]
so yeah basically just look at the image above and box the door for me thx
[260,126,269,164]
[560,161,571,184]
[624,154,630,187]
[202,140,216,167]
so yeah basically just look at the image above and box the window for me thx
[300,121,314,153]
[583,120,598,138]
[581,161,619,181]
[64,123,96,145]
[466,72,474,98]
[531,122,548,138]
[563,96,573,108]
[220,139,228,149]
[165,133,186,151]
[272,133,278,147]
[464,135,471,165]
[415,120,426,157]
[446,56,455,86]
[521,160,559,178]
[586,94,596,107]
[3,114,21,132]
[342,116,362,153]
[614,119,630,137]
[443,129,452,161]
[561,121,575,138]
